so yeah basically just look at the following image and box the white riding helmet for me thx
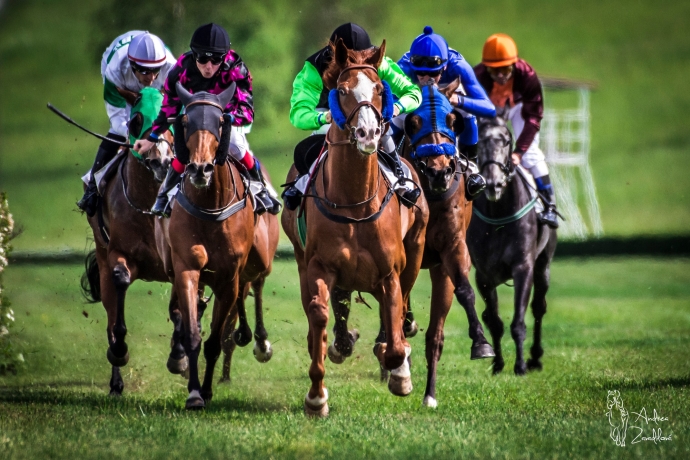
[127,32,167,68]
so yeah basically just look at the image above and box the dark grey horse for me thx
[467,112,557,375]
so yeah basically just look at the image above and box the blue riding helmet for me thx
[409,26,449,72]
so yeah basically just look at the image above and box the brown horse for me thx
[80,88,178,395]
[281,39,429,417]
[400,83,495,408]
[155,82,256,409]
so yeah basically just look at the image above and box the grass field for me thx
[1,257,689,458]
[1,0,690,253]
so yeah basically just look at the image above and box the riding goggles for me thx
[415,69,442,77]
[130,61,163,75]
[194,51,226,65]
[410,55,447,69]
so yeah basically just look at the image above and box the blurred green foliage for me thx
[1,0,689,252]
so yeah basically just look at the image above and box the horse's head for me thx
[478,113,513,201]
[405,82,459,193]
[323,38,393,154]
[128,87,174,182]
[175,81,236,188]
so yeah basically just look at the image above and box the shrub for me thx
[0,192,22,375]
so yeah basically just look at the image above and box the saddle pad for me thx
[294,134,326,176]
[517,165,544,214]
[81,149,126,195]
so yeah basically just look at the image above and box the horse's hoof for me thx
[304,389,329,418]
[232,328,252,347]
[492,359,505,375]
[404,320,418,338]
[185,390,205,410]
[422,395,438,408]
[253,340,273,363]
[388,374,413,397]
[527,358,543,372]
[107,348,129,367]
[514,362,527,376]
[108,390,123,398]
[470,342,495,360]
[166,355,188,375]
[327,343,346,364]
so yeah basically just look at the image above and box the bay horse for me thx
[400,83,495,408]
[155,82,256,409]
[467,111,557,375]
[281,39,429,417]
[81,87,180,395]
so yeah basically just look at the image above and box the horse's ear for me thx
[116,86,139,106]
[445,112,457,131]
[405,114,423,137]
[334,38,349,68]
[128,112,143,139]
[369,40,386,69]
[176,81,193,106]
[439,78,461,100]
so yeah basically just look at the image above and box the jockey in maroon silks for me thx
[134,23,281,216]
[474,33,559,228]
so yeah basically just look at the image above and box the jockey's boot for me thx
[461,143,486,202]
[536,175,559,229]
[247,160,282,215]
[281,181,303,211]
[380,135,420,208]
[77,134,125,217]
[151,167,182,217]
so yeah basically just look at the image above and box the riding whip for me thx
[46,103,135,148]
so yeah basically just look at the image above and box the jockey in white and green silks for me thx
[283,23,423,210]
[77,31,176,217]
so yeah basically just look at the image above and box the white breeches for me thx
[508,102,549,178]
[228,127,252,160]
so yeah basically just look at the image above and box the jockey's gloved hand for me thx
[511,152,522,166]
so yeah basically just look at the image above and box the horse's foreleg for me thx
[328,287,358,364]
[201,275,240,403]
[231,283,252,347]
[251,276,273,363]
[97,248,124,395]
[423,265,454,408]
[105,253,133,371]
[219,313,238,383]
[175,267,203,409]
[303,260,334,417]
[476,271,504,374]
[445,247,495,360]
[167,290,188,375]
[528,252,551,372]
[511,264,534,376]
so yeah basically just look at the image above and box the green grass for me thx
[1,0,690,253]
[1,257,689,458]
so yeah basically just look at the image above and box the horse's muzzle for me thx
[186,162,214,188]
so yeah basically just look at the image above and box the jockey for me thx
[398,26,496,201]
[474,33,558,228]
[77,31,176,217]
[133,23,281,216]
[283,22,423,211]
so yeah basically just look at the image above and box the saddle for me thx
[294,134,326,175]
[81,149,126,195]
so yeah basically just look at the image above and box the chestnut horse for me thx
[400,83,495,408]
[467,112,557,375]
[155,82,256,409]
[281,39,429,417]
[81,87,178,395]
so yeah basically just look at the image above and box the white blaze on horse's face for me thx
[352,71,382,154]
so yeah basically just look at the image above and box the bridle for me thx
[326,64,387,148]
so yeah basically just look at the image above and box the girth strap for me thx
[175,191,247,222]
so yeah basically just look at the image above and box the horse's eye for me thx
[338,88,346,96]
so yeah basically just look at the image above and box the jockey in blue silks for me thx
[396,26,496,200]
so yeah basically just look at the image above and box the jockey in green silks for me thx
[283,23,423,210]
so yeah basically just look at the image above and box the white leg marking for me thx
[305,388,329,407]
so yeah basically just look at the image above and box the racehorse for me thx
[467,111,557,375]
[155,82,256,409]
[281,39,429,417]
[81,87,179,395]
[400,82,495,408]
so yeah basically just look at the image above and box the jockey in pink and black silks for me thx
[397,26,496,200]
[134,23,281,216]
[282,23,423,211]
[77,31,176,217]
[474,33,558,228]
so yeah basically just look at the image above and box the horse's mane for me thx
[322,43,380,90]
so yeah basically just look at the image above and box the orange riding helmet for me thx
[482,33,518,67]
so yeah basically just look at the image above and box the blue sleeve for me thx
[449,57,496,118]
[397,53,417,83]
[459,115,478,146]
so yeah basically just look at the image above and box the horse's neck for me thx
[124,153,158,200]
[186,164,237,209]
[324,145,380,205]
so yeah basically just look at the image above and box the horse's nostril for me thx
[445,167,453,176]
[203,163,214,175]
[374,127,381,136]
[150,159,161,168]
[356,128,366,139]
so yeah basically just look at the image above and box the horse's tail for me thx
[80,249,101,303]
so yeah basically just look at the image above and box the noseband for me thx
[480,158,515,187]
[326,64,388,147]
